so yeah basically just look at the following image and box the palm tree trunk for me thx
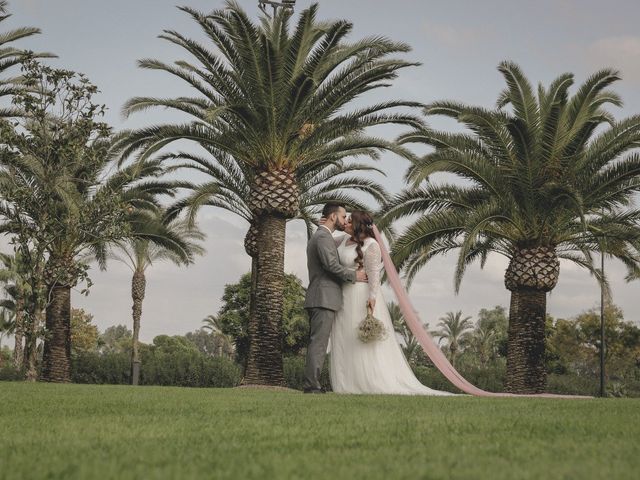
[505,288,547,393]
[12,297,25,370]
[41,285,71,383]
[244,255,258,370]
[243,214,285,385]
[130,269,146,386]
[450,344,457,368]
[23,309,44,381]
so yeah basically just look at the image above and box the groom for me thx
[303,202,367,393]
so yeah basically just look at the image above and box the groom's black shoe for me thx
[303,387,326,394]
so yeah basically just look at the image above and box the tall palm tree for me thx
[116,2,421,385]
[109,213,205,385]
[0,0,55,118]
[381,62,640,393]
[433,311,473,368]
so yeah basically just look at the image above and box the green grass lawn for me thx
[1,382,638,480]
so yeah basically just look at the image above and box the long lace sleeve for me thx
[363,239,383,300]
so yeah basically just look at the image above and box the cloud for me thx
[422,20,492,49]
[587,36,640,84]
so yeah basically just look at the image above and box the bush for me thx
[461,363,506,393]
[140,349,241,388]
[412,361,505,394]
[412,366,461,393]
[71,350,242,388]
[72,351,131,385]
[546,373,640,398]
[283,355,331,391]
[546,373,599,396]
[0,364,24,381]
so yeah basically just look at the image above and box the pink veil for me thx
[372,225,590,399]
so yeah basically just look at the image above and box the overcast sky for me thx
[6,0,640,341]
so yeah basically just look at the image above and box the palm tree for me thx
[202,314,234,358]
[388,301,421,364]
[109,213,205,385]
[116,2,421,385]
[0,0,55,117]
[0,252,29,368]
[0,306,14,354]
[433,311,473,368]
[468,323,497,368]
[381,62,640,393]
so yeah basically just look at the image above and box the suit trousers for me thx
[303,307,335,390]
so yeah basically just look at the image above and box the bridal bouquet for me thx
[357,305,387,343]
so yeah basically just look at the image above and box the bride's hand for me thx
[367,298,376,311]
[318,216,327,226]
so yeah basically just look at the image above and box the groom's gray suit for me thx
[303,226,356,391]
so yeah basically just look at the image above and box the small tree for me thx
[70,308,99,354]
[433,311,474,368]
[212,272,307,367]
[99,325,132,354]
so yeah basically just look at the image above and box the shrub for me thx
[72,351,131,385]
[71,350,242,388]
[140,349,241,388]
[283,355,331,391]
[0,364,24,381]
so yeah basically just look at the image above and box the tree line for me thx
[0,1,639,394]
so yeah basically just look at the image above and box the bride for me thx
[329,210,453,395]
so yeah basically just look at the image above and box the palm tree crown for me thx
[0,0,55,117]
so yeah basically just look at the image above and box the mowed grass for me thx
[1,382,639,480]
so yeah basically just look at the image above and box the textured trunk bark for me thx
[130,270,145,386]
[41,286,72,382]
[449,344,457,368]
[23,309,44,382]
[243,255,258,373]
[12,297,25,370]
[243,214,285,385]
[505,288,547,393]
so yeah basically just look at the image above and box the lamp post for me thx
[599,207,607,397]
[600,247,606,397]
[258,0,296,17]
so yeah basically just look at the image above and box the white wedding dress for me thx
[329,233,454,395]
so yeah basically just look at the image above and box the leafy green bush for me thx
[71,350,242,388]
[0,364,24,381]
[140,349,241,388]
[412,366,460,393]
[283,355,331,391]
[72,351,131,385]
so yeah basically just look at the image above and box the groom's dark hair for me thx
[322,202,345,218]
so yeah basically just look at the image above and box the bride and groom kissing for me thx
[303,202,452,396]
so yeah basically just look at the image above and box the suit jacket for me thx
[304,226,356,311]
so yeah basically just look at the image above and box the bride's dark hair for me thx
[350,210,375,270]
